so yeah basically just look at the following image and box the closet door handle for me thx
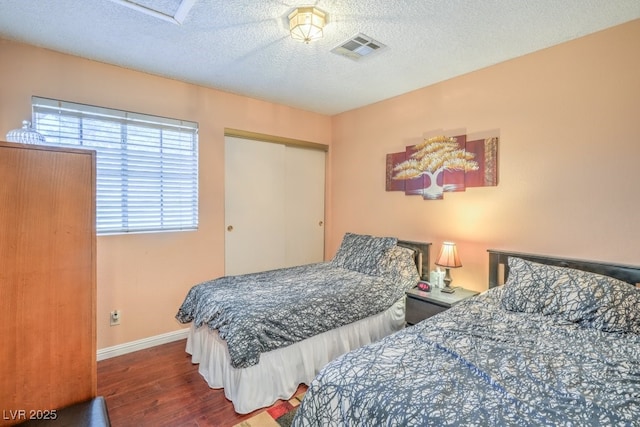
[227,225,234,231]
[318,221,324,226]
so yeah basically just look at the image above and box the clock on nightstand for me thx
[405,286,479,325]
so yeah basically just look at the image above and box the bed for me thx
[293,250,640,426]
[175,233,430,414]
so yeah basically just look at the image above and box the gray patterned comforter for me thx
[176,257,418,368]
[293,287,640,426]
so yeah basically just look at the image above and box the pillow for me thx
[577,276,640,334]
[331,232,398,275]
[377,245,420,290]
[502,257,640,333]
[501,257,557,313]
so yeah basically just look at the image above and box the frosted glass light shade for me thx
[288,7,326,43]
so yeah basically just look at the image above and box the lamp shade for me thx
[288,7,326,43]
[435,242,462,268]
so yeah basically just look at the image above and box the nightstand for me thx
[405,287,479,325]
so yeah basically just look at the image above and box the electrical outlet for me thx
[110,310,121,326]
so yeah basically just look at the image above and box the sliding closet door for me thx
[284,146,325,266]
[225,137,286,275]
[225,136,325,276]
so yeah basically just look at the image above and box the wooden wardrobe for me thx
[0,141,96,426]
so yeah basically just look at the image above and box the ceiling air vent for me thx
[331,33,386,61]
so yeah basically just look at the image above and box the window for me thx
[32,96,199,235]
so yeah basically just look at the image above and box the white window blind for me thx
[32,96,199,235]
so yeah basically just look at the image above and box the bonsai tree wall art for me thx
[386,134,498,200]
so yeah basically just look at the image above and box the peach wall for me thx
[330,20,640,292]
[0,39,331,350]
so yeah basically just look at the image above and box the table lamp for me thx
[435,242,462,293]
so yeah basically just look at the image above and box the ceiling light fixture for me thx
[288,7,326,44]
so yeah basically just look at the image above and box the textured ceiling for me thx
[0,0,638,115]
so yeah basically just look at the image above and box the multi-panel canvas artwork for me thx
[386,135,498,200]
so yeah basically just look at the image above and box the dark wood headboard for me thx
[488,249,640,289]
[399,240,431,281]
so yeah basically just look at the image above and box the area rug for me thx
[233,392,305,427]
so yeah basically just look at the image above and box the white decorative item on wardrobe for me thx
[224,130,326,276]
[0,141,96,426]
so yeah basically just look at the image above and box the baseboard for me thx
[97,328,190,361]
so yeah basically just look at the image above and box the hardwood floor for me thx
[97,339,306,427]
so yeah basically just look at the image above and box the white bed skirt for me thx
[185,296,406,414]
